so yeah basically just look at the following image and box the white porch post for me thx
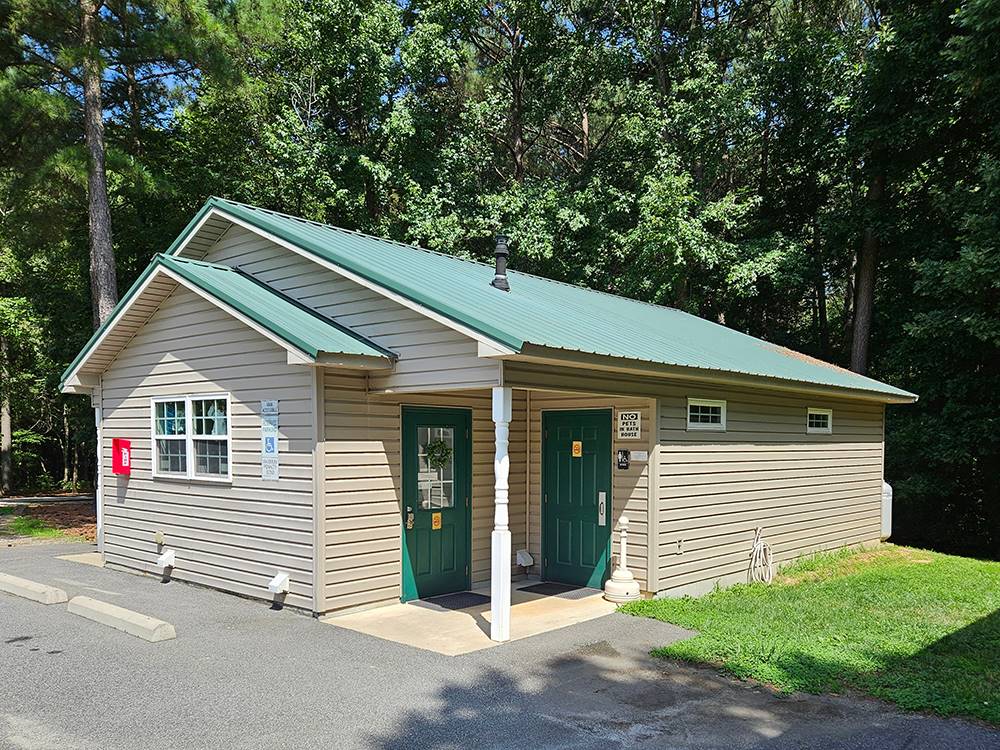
[490,386,512,642]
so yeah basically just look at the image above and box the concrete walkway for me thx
[325,583,616,655]
[2,542,998,750]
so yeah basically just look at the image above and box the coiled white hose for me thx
[749,526,774,584]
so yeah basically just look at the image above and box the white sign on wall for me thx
[617,410,641,440]
[261,400,279,481]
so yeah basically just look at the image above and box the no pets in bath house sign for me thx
[617,410,641,440]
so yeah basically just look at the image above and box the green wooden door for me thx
[542,409,612,588]
[401,407,472,602]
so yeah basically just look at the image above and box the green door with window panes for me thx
[400,407,472,601]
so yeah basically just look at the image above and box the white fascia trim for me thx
[479,340,517,358]
[174,207,518,357]
[175,209,219,258]
[156,266,317,365]
[61,266,174,392]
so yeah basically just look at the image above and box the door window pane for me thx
[417,426,455,510]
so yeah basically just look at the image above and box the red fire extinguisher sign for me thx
[112,438,131,475]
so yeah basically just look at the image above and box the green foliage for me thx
[0,0,996,555]
[623,546,1000,723]
[7,515,64,537]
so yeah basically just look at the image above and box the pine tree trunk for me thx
[0,333,11,496]
[62,404,71,485]
[813,222,829,358]
[850,173,885,374]
[80,0,118,328]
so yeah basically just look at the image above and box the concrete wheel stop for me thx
[0,572,69,605]
[67,595,177,642]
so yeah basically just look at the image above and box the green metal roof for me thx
[60,253,392,388]
[175,198,914,401]
[156,254,393,359]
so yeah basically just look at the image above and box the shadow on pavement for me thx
[366,613,1000,750]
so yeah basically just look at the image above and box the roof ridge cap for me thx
[213,197,430,254]
[212,199,691,313]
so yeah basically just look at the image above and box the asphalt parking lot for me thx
[2,542,998,750]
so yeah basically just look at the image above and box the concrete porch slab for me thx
[56,551,105,568]
[322,583,617,655]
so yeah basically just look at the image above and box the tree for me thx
[3,0,241,325]
[1,332,10,494]
[0,0,996,554]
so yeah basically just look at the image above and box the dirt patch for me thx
[777,545,932,585]
[0,501,96,542]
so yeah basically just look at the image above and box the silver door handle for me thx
[598,492,607,526]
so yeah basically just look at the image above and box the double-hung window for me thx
[807,407,833,434]
[687,398,727,431]
[152,395,231,481]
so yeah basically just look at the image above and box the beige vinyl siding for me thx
[526,392,654,592]
[322,371,526,614]
[99,286,317,609]
[197,225,501,392]
[656,383,885,596]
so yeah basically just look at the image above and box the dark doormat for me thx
[519,582,598,600]
[413,591,490,611]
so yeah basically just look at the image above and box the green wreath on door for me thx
[424,438,453,470]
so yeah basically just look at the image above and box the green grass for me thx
[622,545,1000,724]
[7,515,69,538]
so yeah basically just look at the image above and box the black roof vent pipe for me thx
[491,235,510,292]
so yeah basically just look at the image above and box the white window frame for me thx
[150,393,233,483]
[687,398,727,431]
[807,407,833,434]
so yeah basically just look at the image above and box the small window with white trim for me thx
[807,407,832,434]
[151,395,231,480]
[687,398,726,431]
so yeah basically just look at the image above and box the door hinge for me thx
[465,565,469,576]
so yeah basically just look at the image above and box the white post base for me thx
[604,515,641,603]
[603,568,641,603]
[490,529,511,641]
